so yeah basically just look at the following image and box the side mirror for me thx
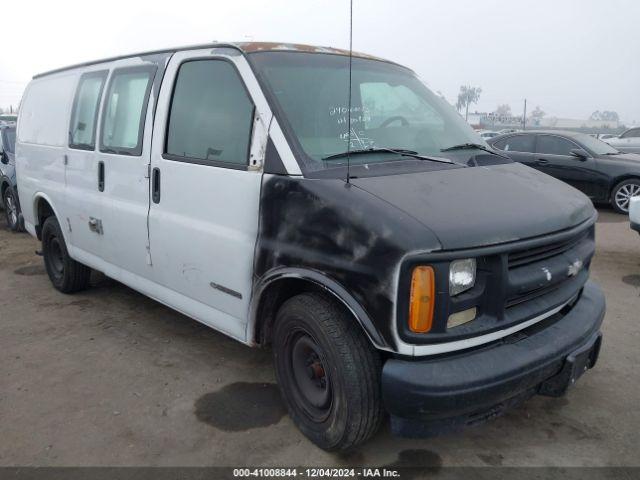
[570,148,589,160]
[0,151,7,165]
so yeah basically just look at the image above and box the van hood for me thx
[351,162,594,250]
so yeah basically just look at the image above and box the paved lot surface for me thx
[0,208,638,468]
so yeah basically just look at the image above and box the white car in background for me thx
[630,196,640,235]
[598,133,618,141]
[605,127,640,154]
[478,130,500,140]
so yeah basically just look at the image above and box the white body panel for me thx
[148,49,270,340]
[65,66,111,263]
[16,47,275,345]
[94,57,160,280]
[17,73,76,239]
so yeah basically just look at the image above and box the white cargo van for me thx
[17,42,604,451]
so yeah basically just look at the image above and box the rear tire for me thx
[42,216,91,293]
[3,187,21,232]
[611,178,640,214]
[273,292,383,451]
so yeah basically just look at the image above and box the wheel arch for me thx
[248,267,389,351]
[609,174,640,196]
[32,193,62,241]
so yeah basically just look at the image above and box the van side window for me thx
[69,71,107,150]
[100,67,155,156]
[165,60,254,168]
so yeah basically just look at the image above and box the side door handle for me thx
[152,167,161,204]
[98,161,105,192]
[537,158,549,165]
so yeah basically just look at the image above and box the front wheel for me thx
[3,187,21,232]
[273,293,383,451]
[42,216,92,293]
[611,179,640,214]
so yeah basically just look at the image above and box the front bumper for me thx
[631,221,640,234]
[381,280,605,437]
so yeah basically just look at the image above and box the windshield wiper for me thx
[441,143,510,159]
[323,147,462,166]
[323,147,418,160]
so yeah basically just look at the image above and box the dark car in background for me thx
[488,130,640,213]
[0,124,22,231]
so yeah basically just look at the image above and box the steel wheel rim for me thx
[49,237,65,278]
[5,193,17,226]
[615,183,640,212]
[288,332,332,422]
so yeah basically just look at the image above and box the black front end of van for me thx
[382,214,605,435]
[383,284,604,436]
[256,157,606,441]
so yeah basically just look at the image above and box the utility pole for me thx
[522,99,527,130]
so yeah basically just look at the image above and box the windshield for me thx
[2,128,16,154]
[250,52,485,173]
[576,133,619,155]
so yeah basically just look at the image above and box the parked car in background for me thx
[0,124,22,231]
[630,196,640,235]
[604,127,640,154]
[477,129,500,140]
[499,128,519,134]
[598,133,618,141]
[17,42,605,450]
[0,114,17,125]
[488,130,640,213]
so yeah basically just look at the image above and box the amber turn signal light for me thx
[408,266,435,333]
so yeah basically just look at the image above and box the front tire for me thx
[42,216,91,293]
[611,179,640,214]
[3,187,21,232]
[273,293,383,451]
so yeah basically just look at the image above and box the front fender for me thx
[248,267,390,351]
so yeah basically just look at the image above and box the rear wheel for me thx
[42,216,91,293]
[3,187,20,231]
[273,292,383,451]
[611,179,640,214]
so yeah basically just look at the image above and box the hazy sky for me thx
[1,0,638,123]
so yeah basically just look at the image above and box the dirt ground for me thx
[0,208,638,468]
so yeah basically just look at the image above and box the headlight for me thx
[449,258,476,296]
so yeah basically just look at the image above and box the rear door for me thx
[65,69,109,260]
[492,133,537,166]
[147,48,271,341]
[535,134,602,197]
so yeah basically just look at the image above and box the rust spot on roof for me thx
[235,42,392,63]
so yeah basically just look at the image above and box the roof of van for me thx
[33,42,397,79]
